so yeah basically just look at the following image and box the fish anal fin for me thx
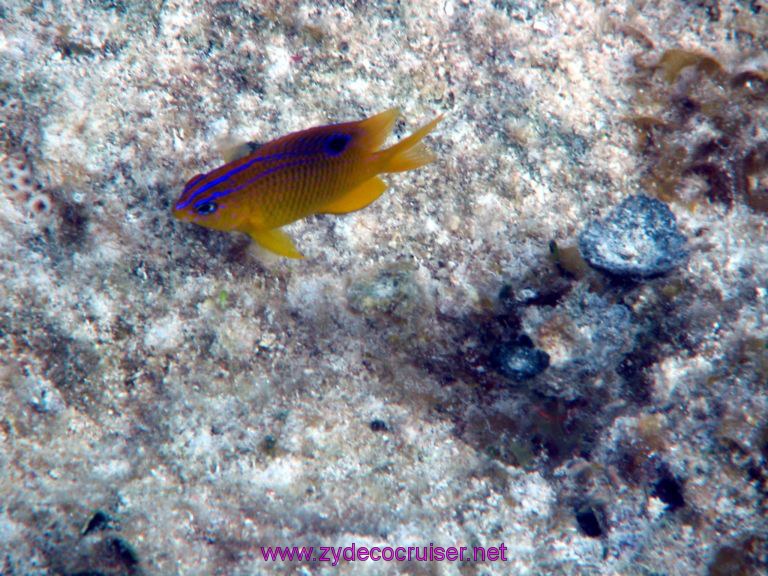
[321,177,388,215]
[242,225,304,259]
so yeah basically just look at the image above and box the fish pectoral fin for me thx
[244,226,304,259]
[321,177,388,215]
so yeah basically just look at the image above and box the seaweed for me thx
[629,49,768,213]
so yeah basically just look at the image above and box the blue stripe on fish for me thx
[192,160,311,209]
[184,173,206,192]
[178,154,269,209]
[178,145,326,210]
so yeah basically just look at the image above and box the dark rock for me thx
[492,335,550,381]
[578,195,687,278]
[369,419,389,432]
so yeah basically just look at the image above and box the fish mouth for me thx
[172,207,192,222]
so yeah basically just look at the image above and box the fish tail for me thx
[379,114,443,173]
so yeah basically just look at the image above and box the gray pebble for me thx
[578,195,688,278]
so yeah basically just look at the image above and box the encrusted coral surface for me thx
[1,1,767,574]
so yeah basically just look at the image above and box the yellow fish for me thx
[173,109,442,258]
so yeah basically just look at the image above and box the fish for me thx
[172,108,442,258]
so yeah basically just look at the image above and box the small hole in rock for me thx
[653,472,686,511]
[575,506,603,538]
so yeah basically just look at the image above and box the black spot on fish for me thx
[323,133,351,156]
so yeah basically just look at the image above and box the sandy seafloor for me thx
[1,0,767,574]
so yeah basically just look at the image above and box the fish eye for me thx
[323,133,351,156]
[196,201,218,216]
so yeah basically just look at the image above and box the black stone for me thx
[578,195,688,279]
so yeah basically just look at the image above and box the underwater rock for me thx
[570,291,636,372]
[492,335,550,381]
[531,287,637,385]
[347,262,423,320]
[578,195,688,278]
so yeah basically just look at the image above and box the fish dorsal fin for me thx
[241,225,304,259]
[221,140,263,163]
[321,177,388,215]
[356,108,400,151]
